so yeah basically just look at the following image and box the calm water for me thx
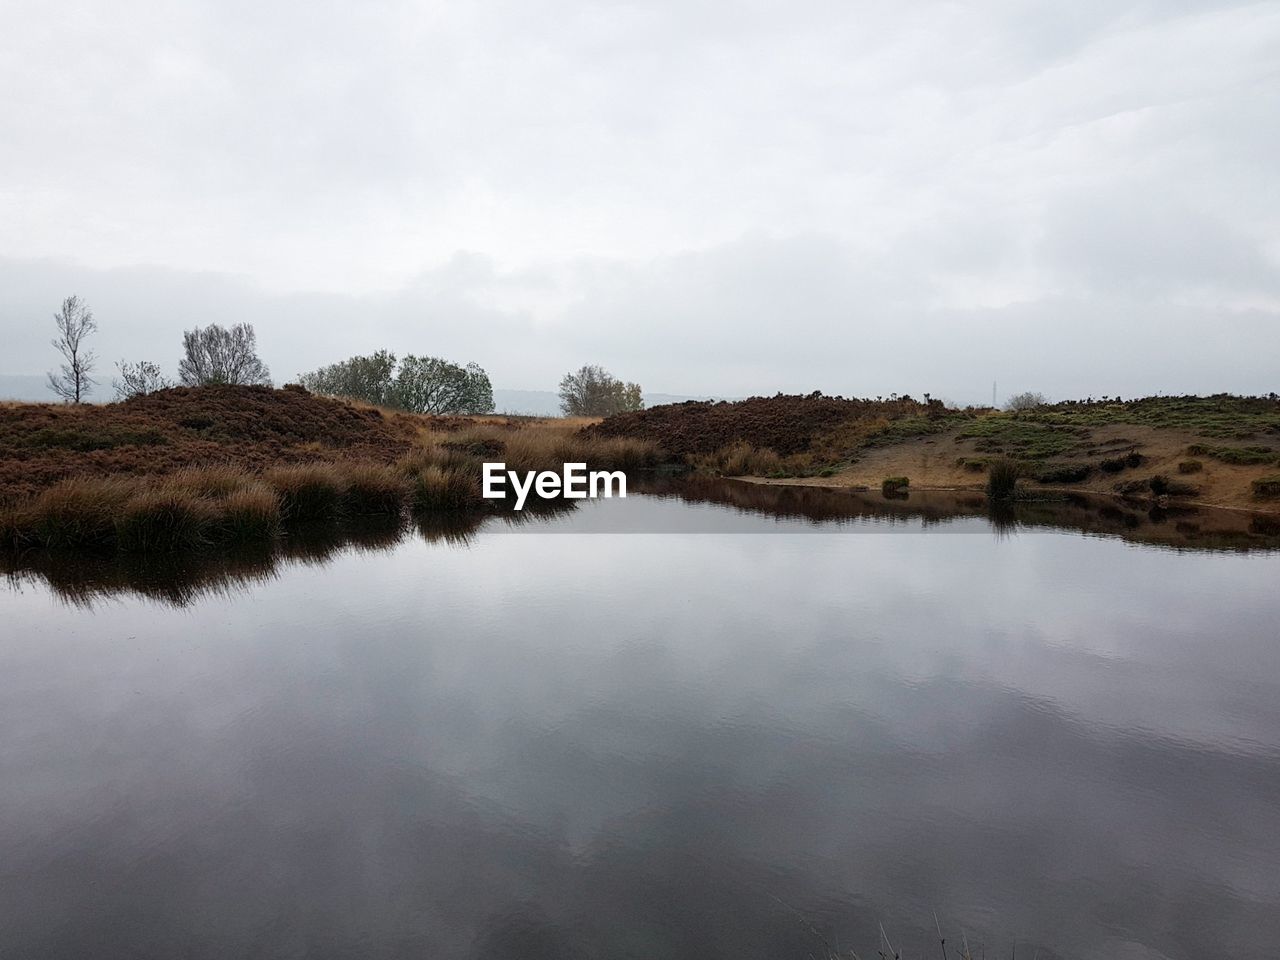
[3,486,1279,959]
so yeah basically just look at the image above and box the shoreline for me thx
[738,473,1280,517]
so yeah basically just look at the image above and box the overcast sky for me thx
[2,0,1278,403]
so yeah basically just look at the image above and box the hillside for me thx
[0,384,422,503]
[592,393,1280,512]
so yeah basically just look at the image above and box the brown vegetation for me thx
[592,392,1280,512]
[586,393,953,459]
[0,385,659,554]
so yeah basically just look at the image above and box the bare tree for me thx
[113,360,173,400]
[558,364,643,416]
[1004,391,1047,412]
[46,295,97,403]
[178,323,272,386]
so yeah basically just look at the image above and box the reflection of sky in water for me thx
[2,498,1279,959]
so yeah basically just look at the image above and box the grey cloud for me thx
[2,0,1278,400]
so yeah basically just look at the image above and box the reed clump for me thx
[410,465,477,512]
[25,477,136,548]
[697,442,784,477]
[170,465,257,499]
[116,485,218,553]
[339,462,412,516]
[985,457,1022,500]
[218,484,282,542]
[264,463,348,521]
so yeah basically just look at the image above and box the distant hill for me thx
[0,374,49,401]
[493,389,734,417]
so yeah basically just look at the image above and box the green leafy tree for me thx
[558,364,644,416]
[393,355,494,414]
[298,350,398,405]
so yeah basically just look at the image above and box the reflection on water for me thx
[4,480,1278,608]
[2,482,1279,959]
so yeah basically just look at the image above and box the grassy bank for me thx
[590,393,1280,512]
[0,386,658,555]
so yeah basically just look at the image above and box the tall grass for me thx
[985,457,1022,500]
[2,409,660,556]
[339,462,411,516]
[26,477,135,548]
[219,484,282,541]
[170,465,257,498]
[409,465,477,512]
[264,463,347,521]
[116,485,218,553]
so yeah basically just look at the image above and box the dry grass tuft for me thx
[264,463,348,521]
[26,477,136,547]
[340,462,412,516]
[219,484,282,541]
[116,486,218,553]
[985,457,1022,499]
[697,442,784,477]
[170,465,257,499]
[410,465,477,512]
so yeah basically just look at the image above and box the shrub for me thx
[1100,451,1144,473]
[264,463,347,521]
[1215,447,1276,465]
[818,466,838,477]
[882,476,910,494]
[1252,476,1280,499]
[1184,444,1276,465]
[116,486,217,553]
[1004,391,1047,412]
[985,458,1022,500]
[1177,460,1203,474]
[218,484,282,542]
[1035,463,1091,484]
[340,462,411,516]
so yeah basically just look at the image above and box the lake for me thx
[2,482,1279,959]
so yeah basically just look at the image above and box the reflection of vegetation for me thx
[881,477,909,496]
[0,506,569,609]
[632,476,1280,552]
